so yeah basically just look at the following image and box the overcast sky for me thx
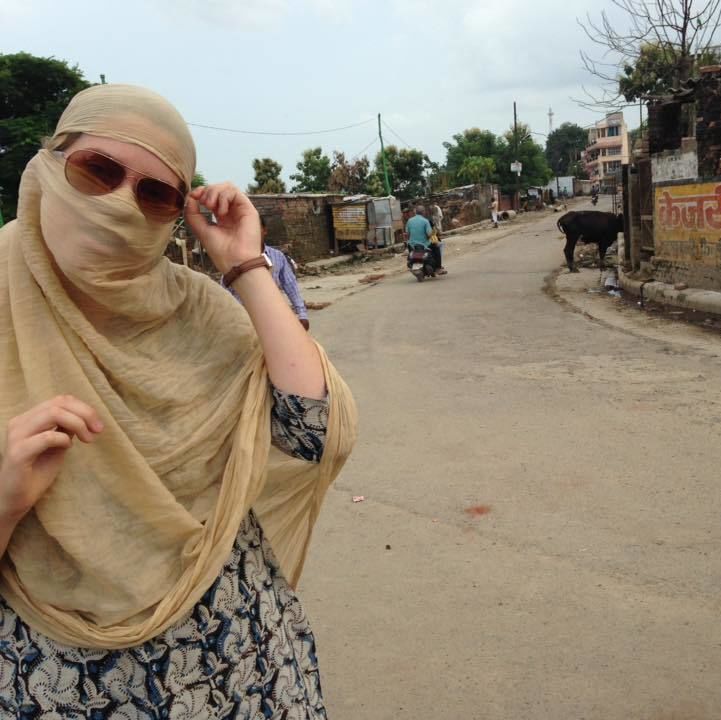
[3,0,639,188]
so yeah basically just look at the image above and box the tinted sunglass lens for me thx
[137,178,184,222]
[66,151,125,195]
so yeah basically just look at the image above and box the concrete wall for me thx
[642,69,721,290]
[574,179,593,196]
[651,139,698,183]
[543,176,575,197]
[652,179,721,290]
[249,193,343,262]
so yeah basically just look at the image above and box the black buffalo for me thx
[557,211,624,273]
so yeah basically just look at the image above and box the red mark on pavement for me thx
[464,504,492,518]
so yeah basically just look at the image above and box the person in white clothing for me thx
[490,195,499,228]
[430,203,443,233]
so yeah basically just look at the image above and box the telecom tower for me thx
[548,107,554,135]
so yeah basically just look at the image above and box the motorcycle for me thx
[407,243,440,282]
[591,194,599,206]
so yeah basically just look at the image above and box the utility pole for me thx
[378,113,392,196]
[514,101,520,210]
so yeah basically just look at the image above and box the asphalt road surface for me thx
[300,204,721,720]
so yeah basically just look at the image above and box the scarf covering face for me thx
[0,84,357,648]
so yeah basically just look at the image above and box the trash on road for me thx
[352,495,365,503]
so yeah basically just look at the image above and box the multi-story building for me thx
[583,112,630,183]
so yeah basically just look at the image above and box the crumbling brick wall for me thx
[405,184,497,231]
[695,67,721,178]
[249,194,342,262]
[648,101,684,155]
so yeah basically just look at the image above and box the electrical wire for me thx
[187,117,375,137]
[382,120,413,148]
[349,137,378,161]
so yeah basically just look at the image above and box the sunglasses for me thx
[57,149,186,223]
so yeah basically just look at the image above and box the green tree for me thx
[627,121,648,152]
[567,160,590,180]
[364,173,386,197]
[247,158,286,194]
[191,171,207,188]
[578,1,721,108]
[545,123,588,176]
[619,42,721,101]
[327,151,371,195]
[289,147,331,192]
[442,128,500,185]
[456,156,496,185]
[498,123,553,194]
[374,145,429,199]
[0,52,90,220]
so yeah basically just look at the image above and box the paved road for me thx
[301,204,721,720]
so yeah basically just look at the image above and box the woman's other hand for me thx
[0,396,103,524]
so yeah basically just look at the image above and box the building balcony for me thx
[586,136,624,151]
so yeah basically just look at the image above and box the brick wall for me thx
[651,258,721,290]
[249,194,342,262]
[648,101,684,155]
[405,184,498,231]
[695,67,721,178]
[641,68,721,290]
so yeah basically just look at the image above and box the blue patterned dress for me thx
[0,389,329,720]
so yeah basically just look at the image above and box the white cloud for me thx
[151,0,356,28]
[159,0,290,29]
[308,0,354,23]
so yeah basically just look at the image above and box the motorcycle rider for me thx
[405,205,444,274]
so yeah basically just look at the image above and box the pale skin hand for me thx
[0,396,103,559]
[185,184,325,400]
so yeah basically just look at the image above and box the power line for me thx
[382,119,413,148]
[187,117,374,137]
[350,137,378,161]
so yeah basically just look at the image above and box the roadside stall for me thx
[331,195,404,251]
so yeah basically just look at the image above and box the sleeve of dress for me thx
[270,386,328,463]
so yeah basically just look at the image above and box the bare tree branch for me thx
[576,0,721,110]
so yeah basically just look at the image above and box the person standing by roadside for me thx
[490,193,499,228]
[0,83,356,718]
[431,203,443,234]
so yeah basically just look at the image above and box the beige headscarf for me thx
[0,84,357,648]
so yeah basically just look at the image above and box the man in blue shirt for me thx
[224,217,310,330]
[405,205,444,274]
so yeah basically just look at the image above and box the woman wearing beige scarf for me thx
[0,84,356,718]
